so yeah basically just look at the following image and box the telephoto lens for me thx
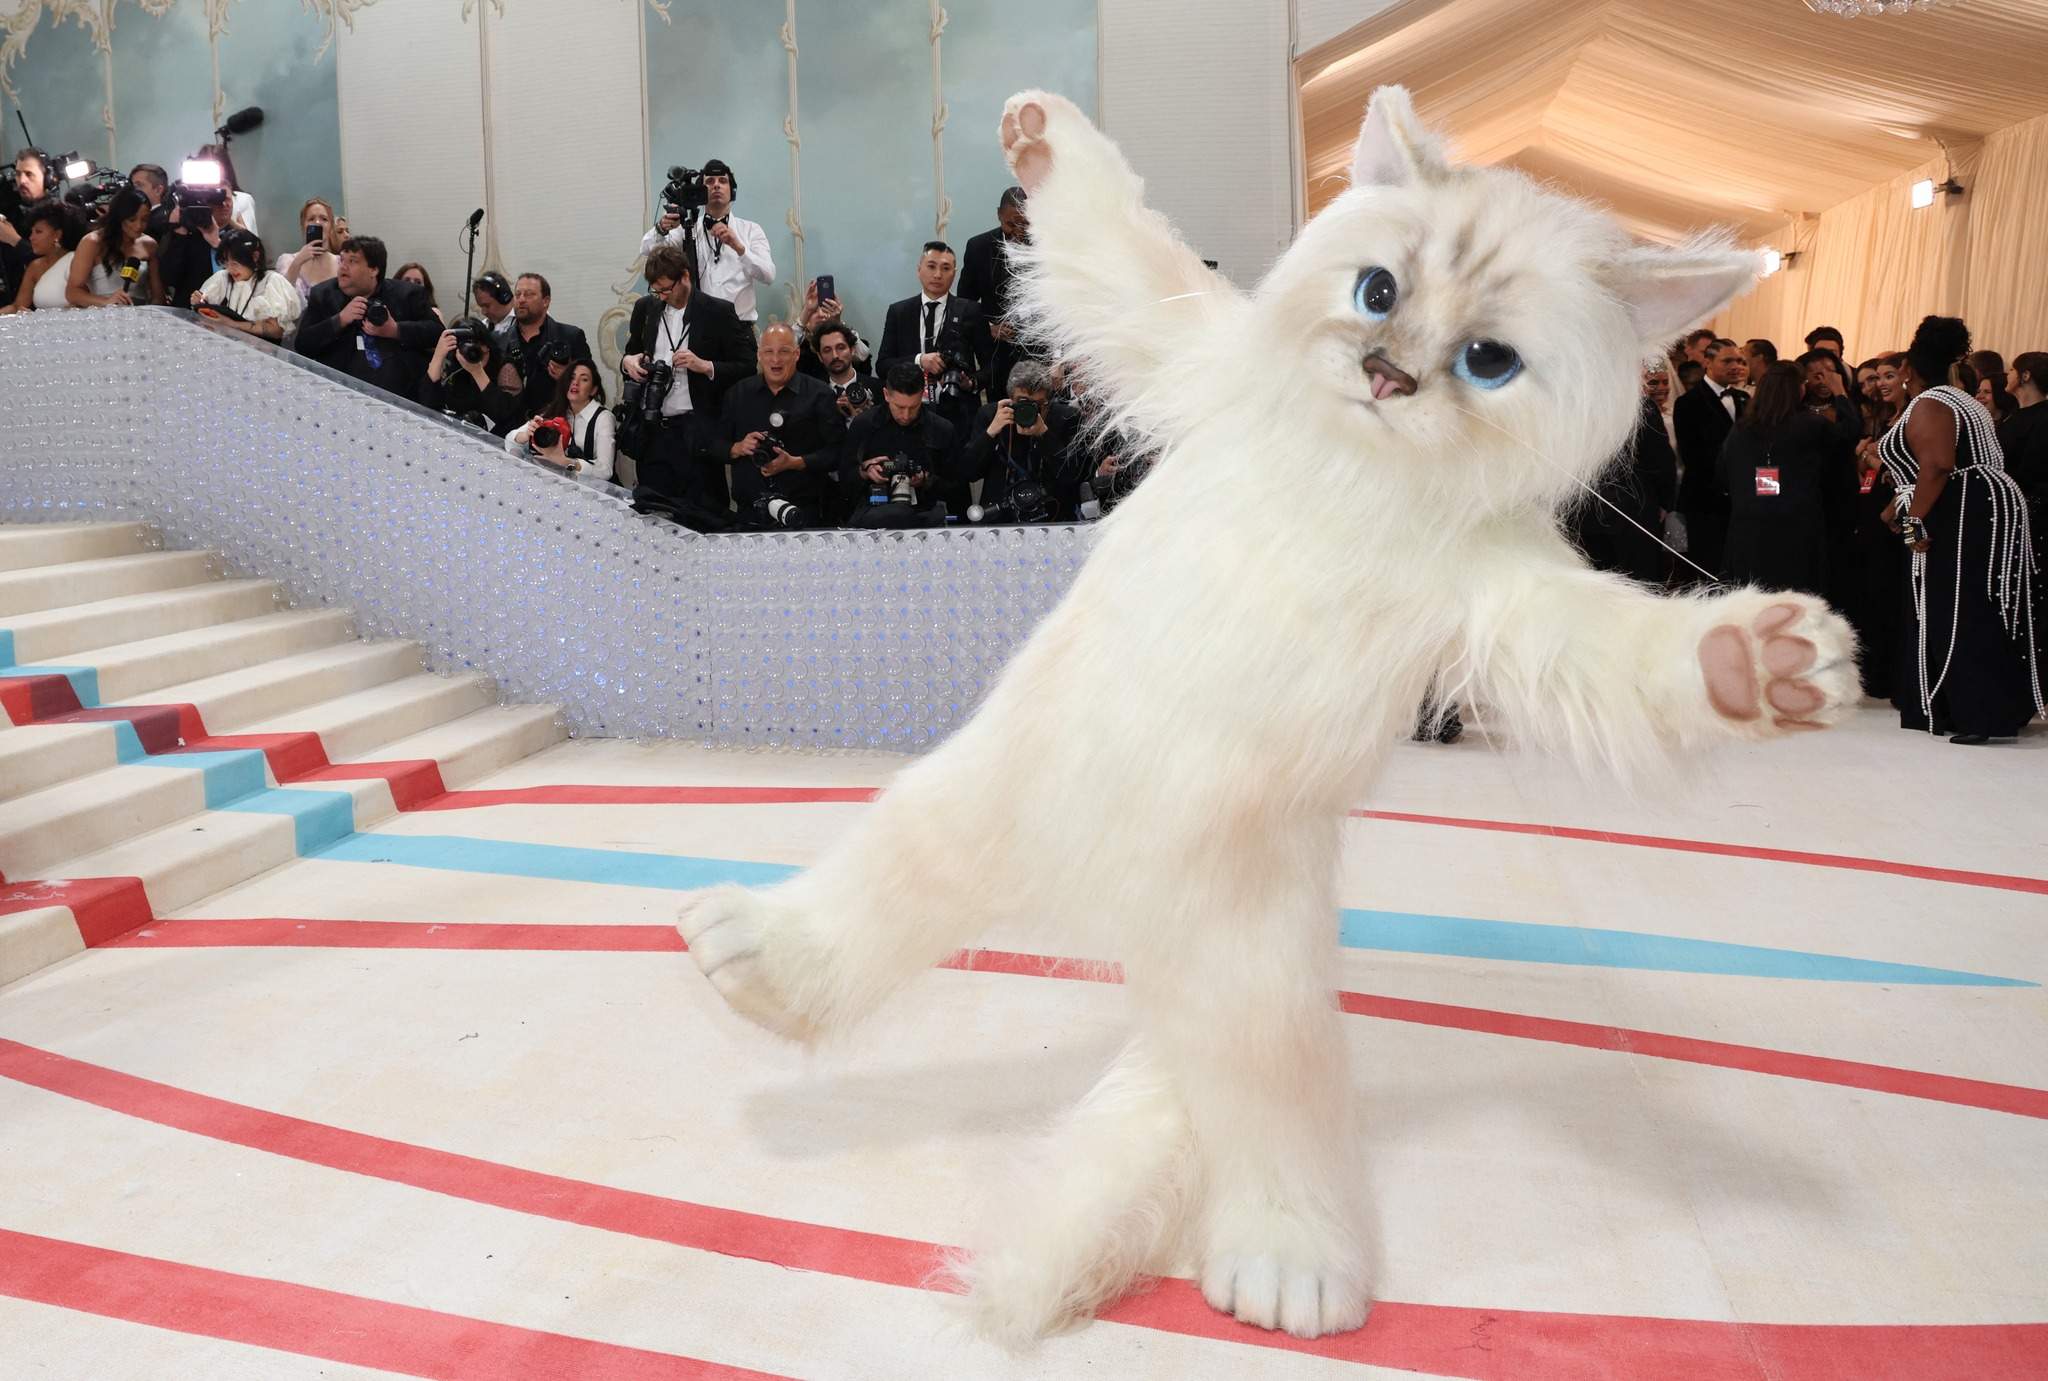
[365,299,391,327]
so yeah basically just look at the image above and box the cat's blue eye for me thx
[1453,339,1521,390]
[1353,267,1397,320]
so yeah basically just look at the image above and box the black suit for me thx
[1578,399,1678,585]
[295,277,440,399]
[1674,379,1746,580]
[960,228,1031,395]
[623,289,756,509]
[877,294,982,385]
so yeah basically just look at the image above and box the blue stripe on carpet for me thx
[221,787,360,855]
[306,832,2034,988]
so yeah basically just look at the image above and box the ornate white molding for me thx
[300,0,379,61]
[928,0,950,239]
[780,0,803,321]
[204,0,231,128]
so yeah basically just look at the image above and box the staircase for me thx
[0,522,567,987]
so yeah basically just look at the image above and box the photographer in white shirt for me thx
[507,358,615,482]
[637,157,773,324]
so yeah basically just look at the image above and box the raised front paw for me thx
[1697,593,1858,734]
[676,884,818,1045]
[999,89,1083,194]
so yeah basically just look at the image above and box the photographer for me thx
[620,244,755,510]
[878,240,983,432]
[507,359,615,482]
[129,164,170,232]
[640,158,773,325]
[960,361,1081,522]
[419,315,519,432]
[501,273,590,422]
[470,270,514,332]
[190,229,300,341]
[2,147,59,286]
[812,319,879,418]
[840,362,959,528]
[295,234,439,396]
[157,181,239,309]
[720,322,847,529]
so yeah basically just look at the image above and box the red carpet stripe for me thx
[103,922,2048,1121]
[395,782,2048,898]
[0,876,153,945]
[0,1040,2039,1380]
[0,1228,790,1381]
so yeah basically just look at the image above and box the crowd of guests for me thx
[1579,320,2047,744]
[1,146,1144,530]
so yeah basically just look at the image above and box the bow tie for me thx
[706,216,728,227]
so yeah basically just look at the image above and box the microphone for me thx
[465,207,485,230]
[216,106,265,137]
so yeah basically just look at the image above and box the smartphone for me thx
[305,223,324,246]
[815,274,835,304]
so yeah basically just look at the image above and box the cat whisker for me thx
[1446,400,1721,589]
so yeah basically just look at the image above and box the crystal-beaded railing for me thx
[0,309,1092,744]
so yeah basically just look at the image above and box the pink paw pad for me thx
[1001,101,1053,190]
[1699,626,1759,721]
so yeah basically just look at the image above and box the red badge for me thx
[1755,467,1781,496]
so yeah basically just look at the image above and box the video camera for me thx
[661,165,708,221]
[966,480,1051,525]
[169,155,230,226]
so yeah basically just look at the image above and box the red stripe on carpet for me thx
[413,784,880,809]
[43,703,193,755]
[1349,808,2048,897]
[0,1039,2040,1380]
[0,1228,791,1381]
[0,672,83,723]
[179,730,330,781]
[292,757,449,811]
[396,783,2048,897]
[0,876,154,947]
[102,924,2048,1121]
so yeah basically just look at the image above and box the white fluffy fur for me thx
[676,87,1858,1345]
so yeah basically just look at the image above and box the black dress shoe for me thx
[1949,733,1992,745]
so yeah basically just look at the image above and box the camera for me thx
[446,316,494,365]
[841,378,876,414]
[754,432,786,466]
[620,358,676,422]
[752,494,810,530]
[538,339,575,369]
[530,417,570,451]
[871,453,922,506]
[1009,398,1040,429]
[966,480,1050,525]
[365,299,391,328]
[661,165,708,219]
[62,169,127,216]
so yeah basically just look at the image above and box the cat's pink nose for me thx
[1363,354,1417,400]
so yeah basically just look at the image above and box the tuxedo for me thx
[961,226,1034,395]
[1673,378,1748,579]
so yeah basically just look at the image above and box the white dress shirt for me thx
[917,293,948,353]
[653,302,695,418]
[508,398,616,483]
[639,211,774,322]
[1706,376,1745,422]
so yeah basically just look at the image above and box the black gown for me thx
[1879,386,2046,737]
[1716,397,1860,598]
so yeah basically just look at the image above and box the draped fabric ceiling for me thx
[1297,0,2048,356]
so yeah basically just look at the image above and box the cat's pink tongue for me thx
[1371,372,1402,401]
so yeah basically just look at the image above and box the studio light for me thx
[181,157,224,187]
[60,153,92,180]
[1910,178,1935,208]
[1762,249,1784,276]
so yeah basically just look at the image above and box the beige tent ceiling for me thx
[1298,0,2048,244]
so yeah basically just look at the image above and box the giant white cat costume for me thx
[678,88,1857,1343]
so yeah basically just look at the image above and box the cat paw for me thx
[1000,89,1083,194]
[1696,592,1858,735]
[676,885,818,1044]
[1199,1210,1372,1339]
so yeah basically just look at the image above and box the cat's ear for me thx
[1601,239,1765,345]
[1350,86,1449,188]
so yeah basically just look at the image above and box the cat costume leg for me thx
[679,88,1856,1344]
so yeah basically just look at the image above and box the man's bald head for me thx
[758,321,800,386]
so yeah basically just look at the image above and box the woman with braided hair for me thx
[1879,315,2046,743]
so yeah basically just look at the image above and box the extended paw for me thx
[1000,89,1084,194]
[676,885,818,1044]
[1697,594,1857,734]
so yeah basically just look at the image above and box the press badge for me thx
[1755,467,1781,496]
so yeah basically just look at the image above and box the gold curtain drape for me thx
[1717,114,2045,362]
